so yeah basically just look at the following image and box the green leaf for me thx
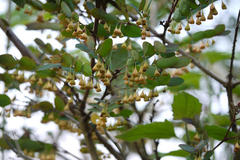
[154,41,166,54]
[166,43,179,53]
[33,101,53,112]
[110,47,129,71]
[195,140,208,152]
[146,75,171,89]
[61,1,72,17]
[54,96,65,111]
[170,72,202,91]
[0,94,11,107]
[43,2,58,12]
[34,38,54,54]
[61,53,73,67]
[233,85,240,97]
[181,72,201,89]
[0,138,10,149]
[111,109,133,118]
[154,150,189,159]
[181,25,226,45]
[64,0,74,11]
[205,125,237,144]
[36,70,56,78]
[165,150,189,157]
[139,0,146,11]
[75,60,82,72]
[12,0,26,7]
[156,57,178,69]
[145,65,157,77]
[75,43,96,58]
[179,0,191,17]
[203,151,214,160]
[173,0,217,22]
[201,51,231,64]
[97,38,113,57]
[37,63,61,71]
[18,138,54,152]
[19,57,37,70]
[26,22,62,30]
[26,0,43,10]
[116,121,175,141]
[179,144,196,154]
[168,77,184,86]
[91,8,119,25]
[87,23,110,38]
[143,42,155,57]
[121,24,141,37]
[172,57,191,68]
[172,92,202,120]
[0,73,14,86]
[82,62,92,76]
[0,54,17,70]
[211,114,231,126]
[85,1,95,10]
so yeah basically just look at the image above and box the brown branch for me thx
[109,0,226,88]
[150,100,160,160]
[104,129,123,154]
[133,141,150,160]
[229,10,240,85]
[3,133,34,160]
[154,140,160,160]
[64,81,82,104]
[54,145,83,160]
[212,122,234,151]
[79,115,99,160]
[178,48,227,86]
[95,129,125,160]
[233,81,240,88]
[100,69,121,100]
[0,18,40,64]
[162,0,179,42]
[226,10,240,133]
[76,1,102,159]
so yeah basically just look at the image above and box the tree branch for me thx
[161,0,179,42]
[95,129,125,160]
[177,48,227,86]
[3,133,34,160]
[104,129,123,155]
[233,81,240,88]
[226,9,240,133]
[0,18,40,64]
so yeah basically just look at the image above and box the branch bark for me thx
[3,133,34,160]
[177,48,227,86]
[95,129,125,160]
[226,10,240,133]
[0,18,40,64]
[161,0,179,42]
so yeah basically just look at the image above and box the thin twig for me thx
[0,18,40,64]
[6,0,11,51]
[95,129,125,160]
[3,134,34,160]
[226,10,240,132]
[178,48,227,86]
[233,81,240,88]
[104,129,123,154]
[100,69,121,100]
[150,100,160,160]
[55,145,82,160]
[212,122,234,151]
[162,0,180,42]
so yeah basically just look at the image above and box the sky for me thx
[0,0,240,159]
